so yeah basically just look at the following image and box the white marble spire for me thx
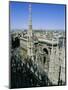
[27,4,33,60]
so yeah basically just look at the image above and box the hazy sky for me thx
[10,1,66,31]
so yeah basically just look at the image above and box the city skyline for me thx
[10,2,66,31]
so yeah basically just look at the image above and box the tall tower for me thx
[27,4,34,60]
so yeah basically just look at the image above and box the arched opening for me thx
[43,48,49,64]
[43,48,48,54]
